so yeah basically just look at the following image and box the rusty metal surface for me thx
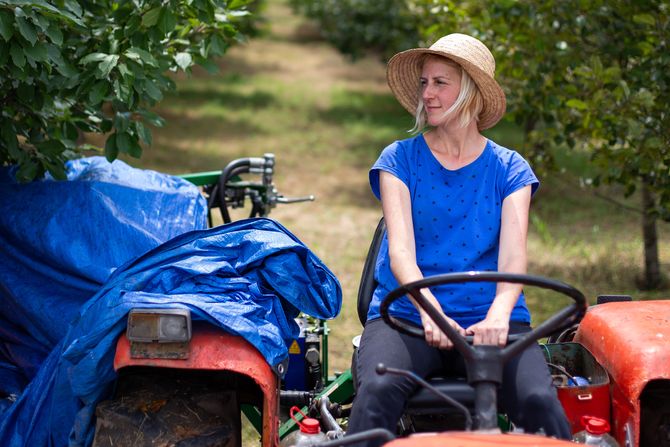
[114,324,280,447]
[575,300,670,446]
[94,386,239,447]
[130,341,189,359]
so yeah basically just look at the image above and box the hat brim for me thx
[387,48,506,130]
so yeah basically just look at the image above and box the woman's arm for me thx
[466,184,532,346]
[379,171,465,349]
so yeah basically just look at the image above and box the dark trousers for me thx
[346,318,571,446]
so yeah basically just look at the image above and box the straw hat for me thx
[386,33,506,130]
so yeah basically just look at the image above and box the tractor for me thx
[4,153,666,447]
[33,154,664,447]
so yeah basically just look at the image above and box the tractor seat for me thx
[355,218,478,416]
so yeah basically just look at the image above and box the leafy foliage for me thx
[0,0,256,181]
[289,0,420,60]
[291,0,670,218]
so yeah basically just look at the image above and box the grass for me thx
[102,0,669,376]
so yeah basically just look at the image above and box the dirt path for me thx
[219,1,393,369]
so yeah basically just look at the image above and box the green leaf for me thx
[123,15,141,37]
[0,121,21,159]
[209,34,227,56]
[0,10,13,41]
[45,24,63,45]
[632,14,655,26]
[198,58,219,74]
[143,79,163,101]
[15,15,37,45]
[10,42,26,68]
[0,44,8,65]
[116,131,142,157]
[16,160,38,182]
[104,133,118,162]
[137,109,165,127]
[63,0,82,17]
[142,7,161,27]
[126,135,142,157]
[24,42,48,62]
[113,78,133,105]
[62,122,79,141]
[566,99,588,110]
[114,111,131,133]
[117,62,131,80]
[45,159,67,180]
[124,47,158,67]
[80,52,109,65]
[89,81,108,104]
[17,82,34,103]
[229,0,250,9]
[135,121,152,145]
[98,54,120,79]
[174,52,192,71]
[158,7,176,34]
[36,139,65,157]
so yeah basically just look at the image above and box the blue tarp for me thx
[0,157,342,446]
[0,156,208,392]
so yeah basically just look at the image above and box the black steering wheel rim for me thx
[380,271,588,361]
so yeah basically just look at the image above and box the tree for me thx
[0,0,256,182]
[485,1,669,289]
[291,0,669,289]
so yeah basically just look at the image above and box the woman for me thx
[346,33,570,445]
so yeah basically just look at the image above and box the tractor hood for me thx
[575,300,670,401]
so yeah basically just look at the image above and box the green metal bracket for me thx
[278,369,354,439]
[242,404,263,434]
[178,171,221,186]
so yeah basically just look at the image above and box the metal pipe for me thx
[474,381,498,430]
[318,397,344,438]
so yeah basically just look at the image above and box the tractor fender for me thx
[114,326,280,447]
[574,300,670,446]
[382,431,576,446]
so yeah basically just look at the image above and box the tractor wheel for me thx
[93,369,241,447]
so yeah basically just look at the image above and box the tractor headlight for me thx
[127,309,192,343]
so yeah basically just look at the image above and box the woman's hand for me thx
[465,317,509,347]
[420,309,466,349]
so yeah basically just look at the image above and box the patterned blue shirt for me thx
[367,134,539,328]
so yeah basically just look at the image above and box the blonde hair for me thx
[410,55,484,133]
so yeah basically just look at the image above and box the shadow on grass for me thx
[165,87,277,111]
[319,91,407,128]
[316,90,411,168]
[157,108,264,139]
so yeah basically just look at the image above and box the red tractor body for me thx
[575,300,670,447]
[383,431,577,446]
[114,326,280,446]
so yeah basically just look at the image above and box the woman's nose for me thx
[422,84,434,100]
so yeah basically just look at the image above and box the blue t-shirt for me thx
[367,134,539,328]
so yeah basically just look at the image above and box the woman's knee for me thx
[359,373,412,400]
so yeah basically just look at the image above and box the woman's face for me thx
[420,57,462,127]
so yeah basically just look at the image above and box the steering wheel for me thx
[380,271,587,361]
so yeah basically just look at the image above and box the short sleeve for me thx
[369,141,411,200]
[503,152,540,199]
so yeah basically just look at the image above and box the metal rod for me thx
[474,381,498,430]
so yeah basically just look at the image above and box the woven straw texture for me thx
[386,33,506,130]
